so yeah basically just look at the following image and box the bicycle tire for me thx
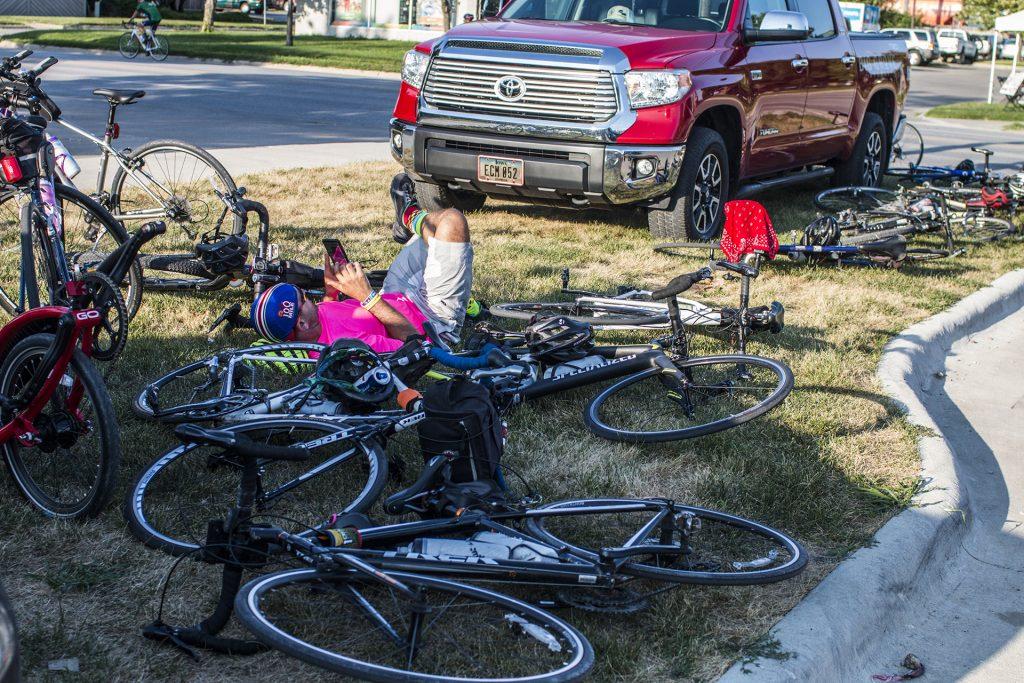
[490,300,669,327]
[109,139,241,246]
[0,333,120,518]
[585,354,793,443]
[890,122,924,170]
[124,418,388,557]
[118,32,140,59]
[133,344,320,423]
[150,35,169,61]
[0,184,143,319]
[235,568,594,683]
[814,187,900,213]
[959,215,1015,240]
[526,498,807,585]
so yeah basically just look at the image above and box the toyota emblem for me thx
[494,75,527,102]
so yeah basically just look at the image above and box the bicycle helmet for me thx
[955,159,975,173]
[801,215,841,247]
[981,186,1010,210]
[313,339,395,406]
[524,316,594,363]
[196,233,249,275]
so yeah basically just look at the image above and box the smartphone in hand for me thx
[323,238,349,266]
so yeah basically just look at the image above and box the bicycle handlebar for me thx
[383,454,448,514]
[651,267,712,300]
[29,57,57,78]
[427,343,507,370]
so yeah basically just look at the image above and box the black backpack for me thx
[417,376,503,484]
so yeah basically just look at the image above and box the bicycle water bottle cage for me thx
[196,233,249,275]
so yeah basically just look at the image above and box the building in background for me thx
[840,2,881,31]
[0,0,86,14]
[296,0,497,39]
[884,0,962,26]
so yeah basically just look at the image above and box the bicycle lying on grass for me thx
[488,257,783,353]
[135,268,794,443]
[136,424,805,681]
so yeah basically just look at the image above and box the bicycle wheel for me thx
[125,418,388,557]
[585,354,793,443]
[236,568,594,683]
[118,32,140,59]
[150,35,169,61]
[133,344,320,423]
[890,122,924,170]
[0,184,143,319]
[490,300,669,327]
[959,215,1015,240]
[0,333,120,518]
[526,498,806,585]
[109,139,240,253]
[814,187,900,213]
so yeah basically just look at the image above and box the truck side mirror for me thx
[744,11,811,43]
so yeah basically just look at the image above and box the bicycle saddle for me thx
[859,236,907,262]
[971,146,993,157]
[92,88,145,105]
[174,424,309,462]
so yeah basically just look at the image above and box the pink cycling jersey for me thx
[316,293,428,353]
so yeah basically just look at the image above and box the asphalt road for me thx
[2,44,1020,184]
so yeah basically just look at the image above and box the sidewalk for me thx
[848,306,1024,680]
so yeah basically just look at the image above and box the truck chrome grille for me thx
[423,55,618,123]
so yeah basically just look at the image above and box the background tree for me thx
[961,0,1024,29]
[202,0,216,32]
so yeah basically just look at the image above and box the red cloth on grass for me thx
[721,200,780,262]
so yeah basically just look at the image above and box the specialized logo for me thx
[494,75,527,102]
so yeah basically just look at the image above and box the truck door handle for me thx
[841,55,856,66]
[791,58,809,70]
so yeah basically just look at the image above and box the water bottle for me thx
[47,135,81,180]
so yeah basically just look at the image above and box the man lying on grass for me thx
[250,173,474,353]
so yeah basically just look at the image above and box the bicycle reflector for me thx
[107,123,120,140]
[0,155,23,183]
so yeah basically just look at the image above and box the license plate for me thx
[477,155,524,186]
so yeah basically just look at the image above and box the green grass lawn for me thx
[926,101,1024,122]
[0,12,275,29]
[9,30,413,71]
[0,162,1022,681]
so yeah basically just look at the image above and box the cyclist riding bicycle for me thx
[250,173,474,354]
[130,0,162,48]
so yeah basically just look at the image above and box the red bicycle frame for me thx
[0,304,100,447]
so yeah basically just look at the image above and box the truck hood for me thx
[436,20,718,70]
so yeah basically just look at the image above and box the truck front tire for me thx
[414,180,487,214]
[647,126,730,241]
[832,112,887,188]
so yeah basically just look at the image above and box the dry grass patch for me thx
[1,161,1022,681]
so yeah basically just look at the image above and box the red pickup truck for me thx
[390,0,909,239]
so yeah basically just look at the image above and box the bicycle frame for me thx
[53,117,173,221]
[0,305,99,446]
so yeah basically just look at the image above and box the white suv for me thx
[937,28,978,64]
[881,28,938,66]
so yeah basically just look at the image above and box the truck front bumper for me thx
[390,120,685,207]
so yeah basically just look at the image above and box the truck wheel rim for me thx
[692,154,723,236]
[863,131,882,186]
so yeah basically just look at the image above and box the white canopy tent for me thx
[988,10,1024,103]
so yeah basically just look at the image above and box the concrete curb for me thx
[720,267,1024,682]
[0,39,401,81]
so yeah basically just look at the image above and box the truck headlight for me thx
[402,50,430,89]
[624,70,692,109]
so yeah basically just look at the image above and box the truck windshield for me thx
[501,0,734,32]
